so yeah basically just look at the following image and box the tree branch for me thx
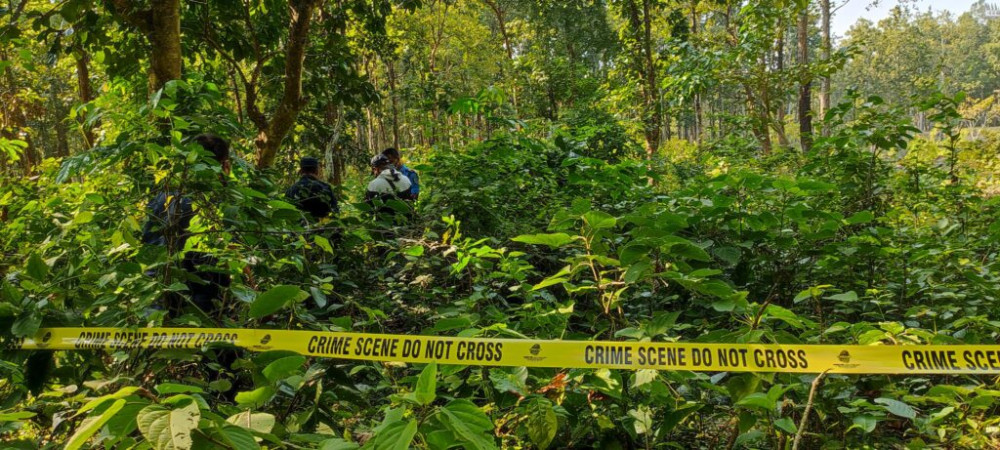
[107,0,152,33]
[792,370,830,450]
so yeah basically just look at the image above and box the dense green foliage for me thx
[4,0,1000,449]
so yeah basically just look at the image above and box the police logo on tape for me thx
[523,343,546,362]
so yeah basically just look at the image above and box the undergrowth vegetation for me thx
[2,77,1000,449]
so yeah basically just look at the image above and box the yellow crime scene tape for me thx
[9,327,1000,375]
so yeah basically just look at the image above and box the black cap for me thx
[300,157,319,170]
[370,154,391,168]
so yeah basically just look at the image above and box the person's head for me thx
[370,154,392,175]
[299,157,321,177]
[193,133,231,175]
[381,147,402,168]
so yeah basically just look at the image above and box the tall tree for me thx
[797,4,813,151]
[74,46,96,148]
[481,0,519,112]
[109,0,181,92]
[620,0,663,159]
[819,0,830,136]
[252,0,320,168]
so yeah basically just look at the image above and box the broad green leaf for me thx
[846,211,875,225]
[850,415,877,433]
[582,210,616,230]
[249,285,308,319]
[489,367,528,396]
[763,305,805,329]
[25,253,48,280]
[402,245,424,257]
[263,355,306,383]
[65,399,126,450]
[826,291,858,302]
[137,402,200,450]
[618,243,649,266]
[774,417,797,434]
[662,402,701,432]
[320,438,360,450]
[234,386,275,408]
[623,260,651,284]
[433,317,473,332]
[10,313,41,337]
[219,424,259,450]
[0,412,35,421]
[440,406,498,450]
[226,411,275,433]
[531,274,570,292]
[443,399,493,433]
[525,398,557,449]
[712,247,741,266]
[208,379,232,393]
[314,235,334,254]
[76,386,142,416]
[361,419,417,450]
[512,233,576,249]
[155,383,203,395]
[633,369,658,388]
[629,406,653,435]
[415,362,437,405]
[736,392,776,411]
[73,210,94,225]
[875,397,917,419]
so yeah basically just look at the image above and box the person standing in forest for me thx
[142,133,232,316]
[285,157,339,221]
[381,147,419,201]
[366,153,412,219]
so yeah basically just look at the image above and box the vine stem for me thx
[792,370,830,450]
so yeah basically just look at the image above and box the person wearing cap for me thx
[365,153,412,217]
[381,147,419,200]
[285,157,340,221]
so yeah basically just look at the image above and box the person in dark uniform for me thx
[285,157,339,221]
[142,133,232,315]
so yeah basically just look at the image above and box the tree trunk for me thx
[74,47,96,148]
[692,2,702,144]
[776,23,786,124]
[324,102,345,186]
[625,0,662,159]
[386,57,401,148]
[483,0,518,113]
[744,83,772,154]
[798,8,813,152]
[148,0,181,92]
[109,0,181,93]
[820,0,831,136]
[254,0,319,168]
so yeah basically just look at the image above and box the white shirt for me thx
[367,168,412,196]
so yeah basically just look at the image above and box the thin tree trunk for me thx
[254,0,320,168]
[820,0,831,136]
[483,0,518,113]
[798,8,813,152]
[386,57,401,148]
[625,0,662,159]
[324,102,345,186]
[231,69,244,125]
[692,2,702,144]
[776,23,786,124]
[74,47,96,148]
